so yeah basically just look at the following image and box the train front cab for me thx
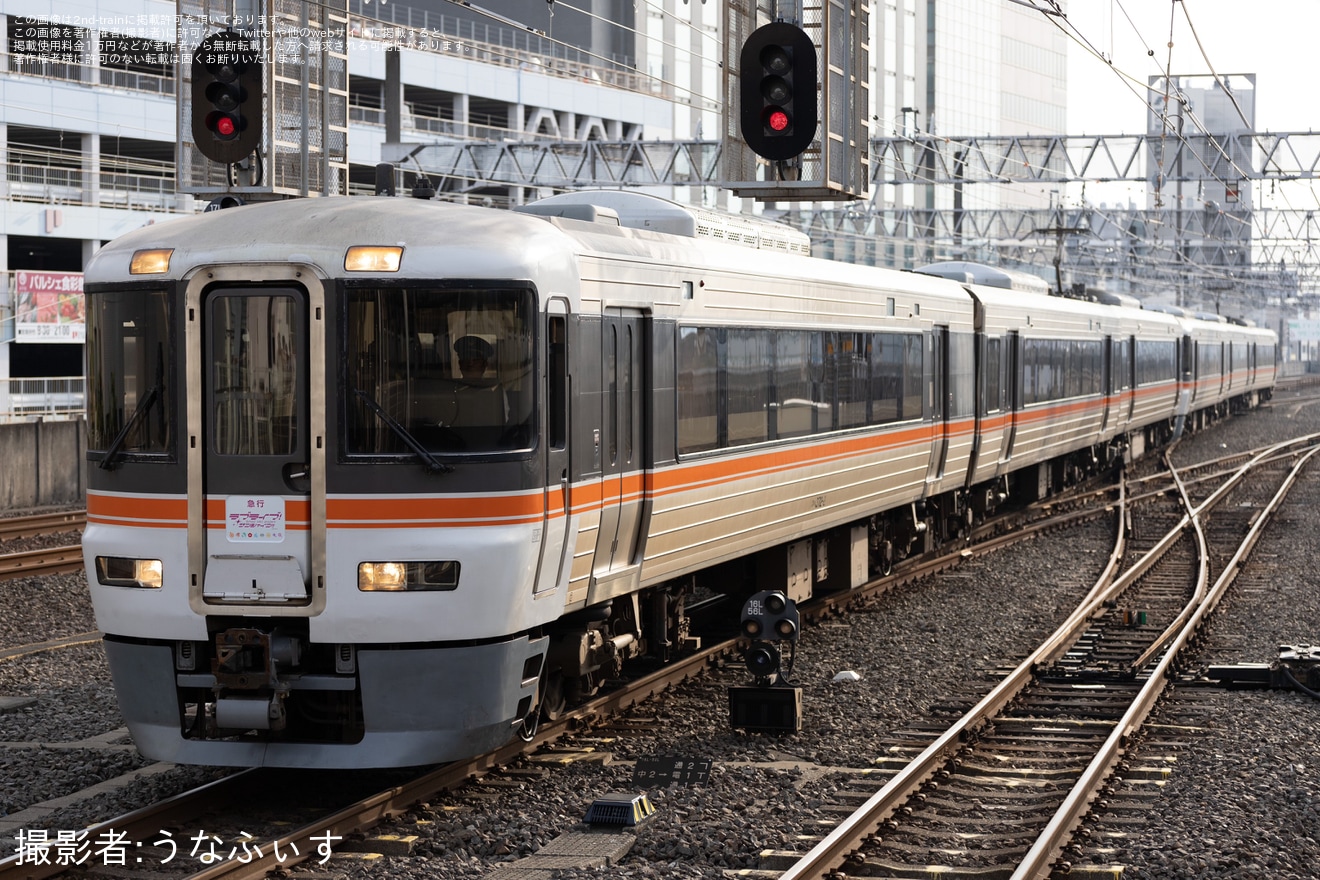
[83,247,566,768]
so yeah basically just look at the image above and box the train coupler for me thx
[212,627,302,689]
[208,627,299,732]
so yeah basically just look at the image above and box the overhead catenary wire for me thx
[1013,1,1318,293]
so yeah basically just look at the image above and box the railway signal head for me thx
[739,22,818,162]
[191,30,263,165]
[741,590,800,643]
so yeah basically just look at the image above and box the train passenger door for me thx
[1002,330,1020,461]
[191,281,319,607]
[1100,336,1114,433]
[534,306,572,594]
[590,308,647,598]
[925,327,950,483]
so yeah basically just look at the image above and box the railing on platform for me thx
[2,377,85,422]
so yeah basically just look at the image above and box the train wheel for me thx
[879,540,894,576]
[537,671,567,722]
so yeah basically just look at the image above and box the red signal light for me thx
[767,109,790,132]
[215,116,236,137]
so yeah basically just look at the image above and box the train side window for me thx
[677,326,718,454]
[948,332,975,418]
[1066,340,1082,399]
[726,329,769,446]
[868,332,922,424]
[1022,339,1037,404]
[902,334,924,420]
[985,337,1002,413]
[1050,341,1064,400]
[869,332,901,424]
[548,317,566,449]
[775,330,816,440]
[835,332,868,429]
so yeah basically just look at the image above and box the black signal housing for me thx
[738,22,818,162]
[191,30,263,165]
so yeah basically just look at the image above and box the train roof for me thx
[85,196,585,287]
[966,278,1185,337]
[85,194,981,322]
[915,261,1052,294]
[515,190,813,255]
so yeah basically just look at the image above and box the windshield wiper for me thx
[353,388,453,473]
[97,384,162,470]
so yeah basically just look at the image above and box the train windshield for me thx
[85,288,173,458]
[344,286,534,456]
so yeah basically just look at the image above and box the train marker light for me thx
[190,29,263,165]
[738,22,818,162]
[344,245,404,272]
[129,249,173,275]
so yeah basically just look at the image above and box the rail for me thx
[780,435,1318,878]
[1014,441,1320,878]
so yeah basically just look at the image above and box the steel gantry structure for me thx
[400,130,1320,310]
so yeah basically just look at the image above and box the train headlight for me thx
[95,556,163,589]
[344,245,403,272]
[357,561,460,592]
[129,248,173,275]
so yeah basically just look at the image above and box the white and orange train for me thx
[81,190,1276,768]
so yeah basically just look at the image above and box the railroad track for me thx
[0,510,86,580]
[0,511,85,542]
[0,546,85,579]
[770,435,1318,879]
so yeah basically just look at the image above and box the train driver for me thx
[449,334,508,428]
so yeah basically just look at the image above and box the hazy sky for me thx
[1063,1,1320,134]
[1056,1,1320,210]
